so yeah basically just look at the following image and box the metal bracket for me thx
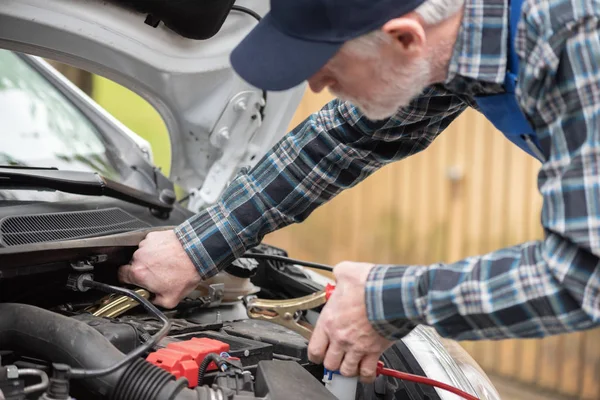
[70,261,94,272]
[70,255,107,273]
[207,283,225,308]
[189,91,264,211]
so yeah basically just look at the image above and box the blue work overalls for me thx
[473,0,545,162]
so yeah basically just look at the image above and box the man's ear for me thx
[382,16,426,55]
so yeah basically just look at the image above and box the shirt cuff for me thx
[365,265,426,340]
[175,204,245,280]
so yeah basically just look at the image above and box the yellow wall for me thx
[265,89,600,400]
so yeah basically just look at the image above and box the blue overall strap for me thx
[473,0,545,161]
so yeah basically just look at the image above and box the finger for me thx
[153,294,177,309]
[121,260,153,290]
[118,264,133,284]
[307,324,329,365]
[359,354,380,384]
[131,247,144,261]
[323,343,345,372]
[339,351,362,377]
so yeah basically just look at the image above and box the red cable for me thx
[376,362,479,400]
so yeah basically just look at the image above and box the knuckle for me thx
[361,366,376,379]
[129,265,148,282]
[333,330,351,346]
[321,317,334,331]
[308,348,322,362]
[340,365,356,377]
[323,360,337,372]
[132,248,145,260]
[360,372,376,384]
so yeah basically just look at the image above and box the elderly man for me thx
[119,0,600,383]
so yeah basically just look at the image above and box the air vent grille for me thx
[0,208,150,247]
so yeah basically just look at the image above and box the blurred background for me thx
[51,62,599,400]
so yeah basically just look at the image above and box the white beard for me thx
[330,56,431,121]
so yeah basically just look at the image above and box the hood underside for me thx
[0,0,306,212]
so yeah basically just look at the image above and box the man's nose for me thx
[308,73,336,93]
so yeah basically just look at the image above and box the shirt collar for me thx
[444,0,509,92]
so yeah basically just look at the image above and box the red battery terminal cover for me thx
[146,337,231,388]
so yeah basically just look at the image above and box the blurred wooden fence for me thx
[265,89,600,400]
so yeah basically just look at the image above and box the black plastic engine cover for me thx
[223,320,308,362]
[254,360,337,400]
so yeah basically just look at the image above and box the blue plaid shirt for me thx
[176,0,600,341]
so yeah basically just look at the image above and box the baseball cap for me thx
[230,0,426,91]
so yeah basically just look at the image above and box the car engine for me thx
[0,238,437,400]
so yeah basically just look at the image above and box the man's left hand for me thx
[308,262,394,383]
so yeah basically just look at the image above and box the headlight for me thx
[402,325,501,400]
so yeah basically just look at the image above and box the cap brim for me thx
[230,13,342,91]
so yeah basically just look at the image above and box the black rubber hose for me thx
[111,358,192,400]
[0,303,199,400]
[0,303,125,397]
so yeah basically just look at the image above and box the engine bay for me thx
[0,236,441,400]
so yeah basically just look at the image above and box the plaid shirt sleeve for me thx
[366,10,600,341]
[175,87,466,279]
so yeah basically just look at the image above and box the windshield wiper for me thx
[0,166,173,217]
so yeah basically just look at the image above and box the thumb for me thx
[118,264,133,284]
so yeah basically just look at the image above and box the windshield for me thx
[0,50,121,180]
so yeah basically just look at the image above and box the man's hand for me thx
[118,230,201,309]
[308,262,394,383]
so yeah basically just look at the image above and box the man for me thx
[119,0,600,383]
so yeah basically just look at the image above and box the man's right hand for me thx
[118,229,202,308]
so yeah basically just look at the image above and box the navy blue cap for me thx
[230,0,426,91]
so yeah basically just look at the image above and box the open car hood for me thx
[0,0,305,212]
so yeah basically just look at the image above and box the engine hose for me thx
[111,358,189,400]
[0,303,201,400]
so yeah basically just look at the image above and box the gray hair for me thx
[343,0,464,55]
[415,0,465,25]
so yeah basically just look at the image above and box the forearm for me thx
[176,102,378,279]
[366,237,600,341]
[177,91,465,279]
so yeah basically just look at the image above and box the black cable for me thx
[197,353,221,387]
[178,194,190,204]
[231,5,262,22]
[230,4,267,120]
[240,253,334,272]
[68,279,171,379]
